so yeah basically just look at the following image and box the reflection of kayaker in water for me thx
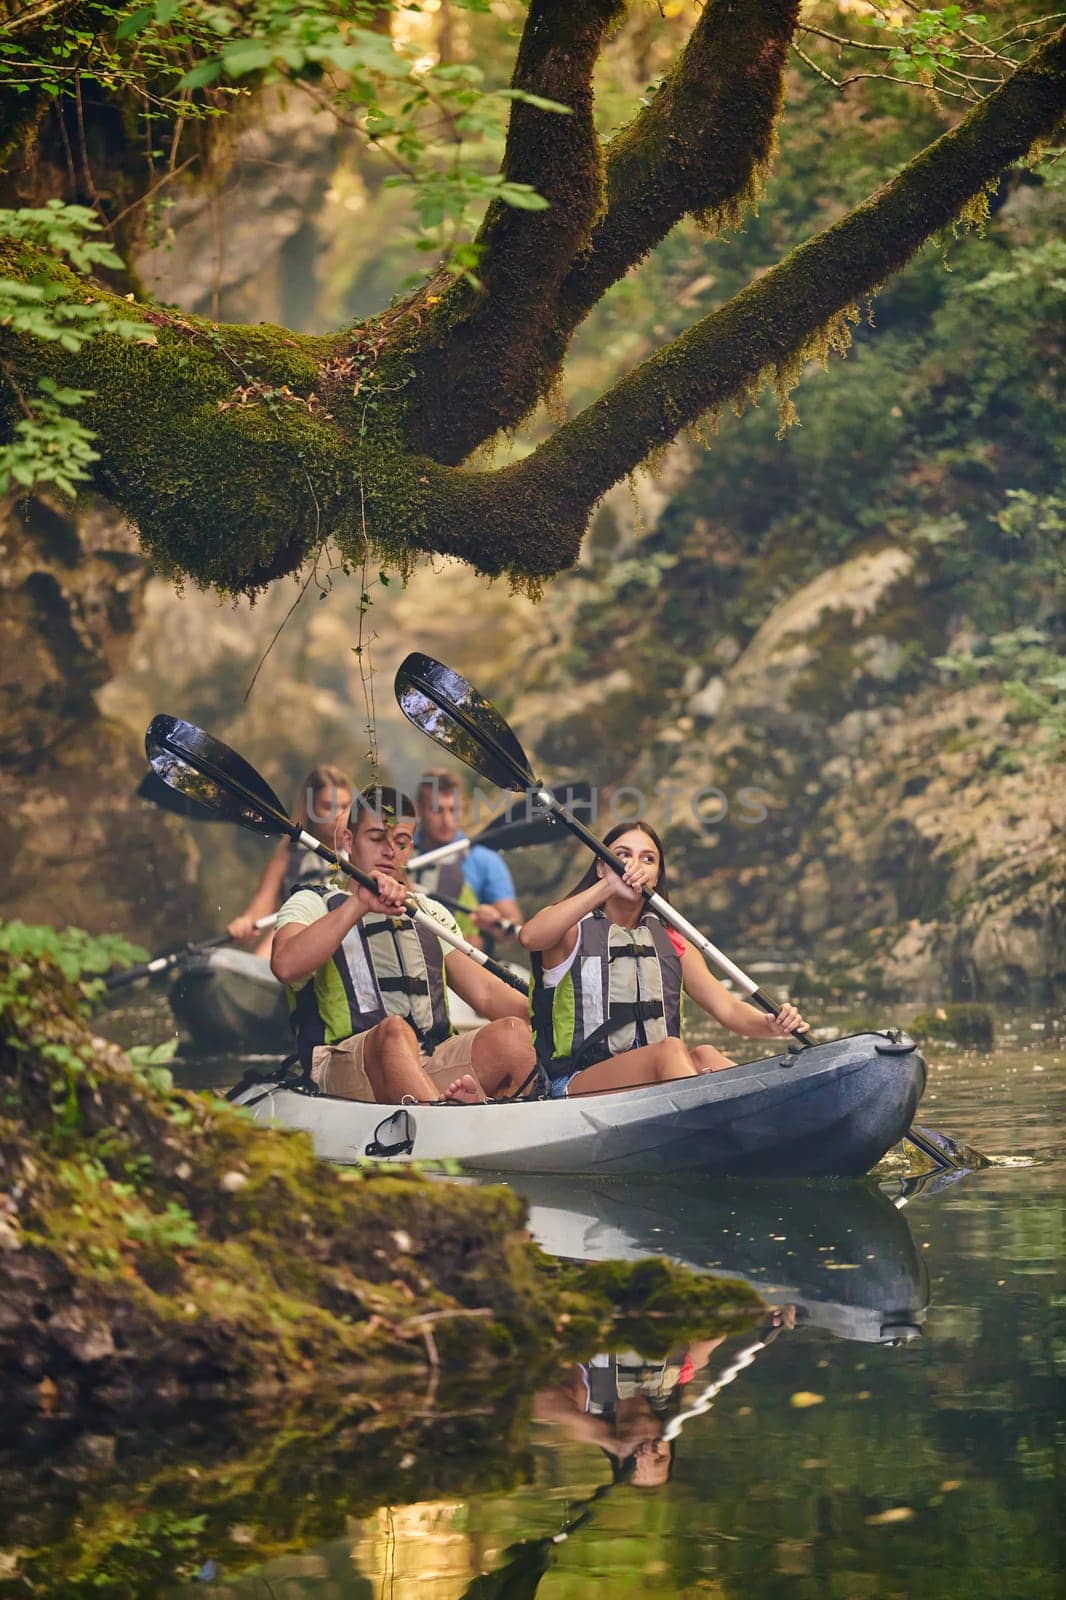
[534,1310,795,1487]
[459,1311,796,1599]
[534,1343,724,1487]
[226,765,353,956]
[520,821,807,1098]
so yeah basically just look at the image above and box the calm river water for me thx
[3,1017,1061,1599]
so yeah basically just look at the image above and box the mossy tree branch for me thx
[398,0,799,459]
[402,22,1066,576]
[556,0,800,334]
[395,0,625,462]
[1,25,1062,593]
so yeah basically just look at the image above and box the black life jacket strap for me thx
[560,1001,666,1077]
[417,1016,455,1056]
[377,975,431,997]
[608,999,666,1024]
[225,1053,316,1107]
[501,1061,549,1102]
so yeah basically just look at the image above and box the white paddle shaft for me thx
[408,836,472,870]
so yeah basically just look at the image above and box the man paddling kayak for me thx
[271,785,535,1104]
[411,768,522,947]
[226,764,353,956]
[520,820,807,1098]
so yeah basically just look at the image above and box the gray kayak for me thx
[168,945,528,1055]
[229,1030,926,1178]
[169,947,289,1055]
[506,1172,927,1344]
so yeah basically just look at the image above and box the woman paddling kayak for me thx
[519,820,807,1098]
[226,764,353,956]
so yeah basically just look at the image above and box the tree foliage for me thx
[0,0,1063,593]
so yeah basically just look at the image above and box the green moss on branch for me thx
[522,25,1066,515]
[558,0,800,329]
[394,0,625,462]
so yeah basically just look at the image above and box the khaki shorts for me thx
[310,1027,479,1102]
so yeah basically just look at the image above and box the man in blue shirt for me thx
[412,769,521,946]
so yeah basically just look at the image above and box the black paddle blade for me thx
[395,653,534,792]
[476,782,595,850]
[136,770,225,825]
[144,715,290,839]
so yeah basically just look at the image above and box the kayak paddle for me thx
[136,769,225,824]
[395,654,966,1172]
[143,715,528,997]
[409,781,594,871]
[104,914,278,992]
[425,892,521,940]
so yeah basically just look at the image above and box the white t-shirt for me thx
[540,927,582,989]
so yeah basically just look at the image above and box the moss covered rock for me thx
[910,1002,995,1048]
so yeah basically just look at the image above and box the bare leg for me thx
[690,1044,736,1073]
[363,1015,449,1104]
[566,1037,699,1097]
[469,1018,538,1099]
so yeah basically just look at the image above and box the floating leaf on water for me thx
[790,1391,824,1409]
[865,1507,915,1525]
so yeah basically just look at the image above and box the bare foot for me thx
[444,1073,486,1105]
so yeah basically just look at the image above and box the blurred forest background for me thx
[1,0,1062,1002]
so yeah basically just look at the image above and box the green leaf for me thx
[178,59,222,89]
[498,88,572,115]
[220,40,275,77]
[116,7,153,40]
[497,182,550,212]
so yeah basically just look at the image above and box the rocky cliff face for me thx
[655,545,1063,1004]
[0,493,199,941]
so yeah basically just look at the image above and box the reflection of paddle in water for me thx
[459,1314,791,1600]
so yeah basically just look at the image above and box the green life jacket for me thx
[529,909,683,1081]
[408,853,480,941]
[288,890,453,1067]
